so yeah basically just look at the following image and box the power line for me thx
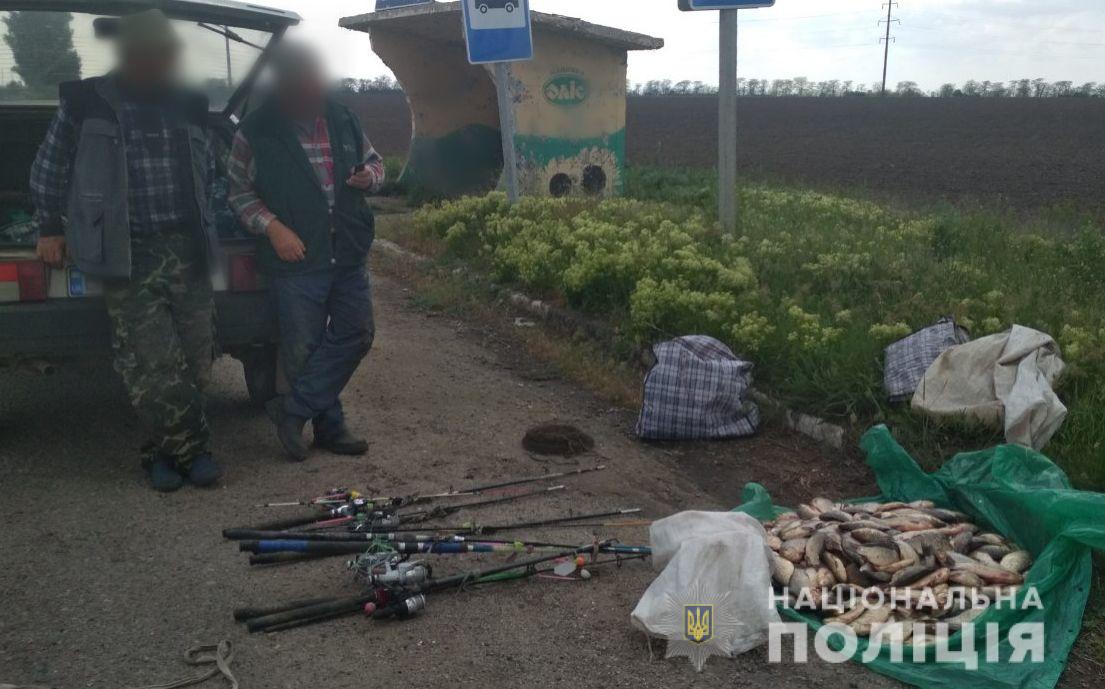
[880,2,899,95]
[737,9,873,23]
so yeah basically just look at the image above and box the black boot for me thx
[277,414,310,462]
[315,428,368,456]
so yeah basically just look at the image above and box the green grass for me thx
[405,173,1105,490]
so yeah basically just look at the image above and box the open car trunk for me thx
[0,106,51,249]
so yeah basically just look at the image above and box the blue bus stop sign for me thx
[679,0,775,9]
[461,0,534,64]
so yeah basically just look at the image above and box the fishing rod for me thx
[246,534,650,564]
[231,483,570,534]
[254,488,357,509]
[241,547,591,632]
[244,552,650,632]
[224,508,642,542]
[241,534,576,566]
[253,465,606,510]
[239,537,651,557]
[241,543,643,632]
[368,464,606,505]
[383,484,567,525]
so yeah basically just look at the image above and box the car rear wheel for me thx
[237,344,278,409]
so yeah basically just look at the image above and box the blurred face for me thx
[277,66,327,119]
[119,45,181,91]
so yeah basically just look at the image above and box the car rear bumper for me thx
[0,291,276,360]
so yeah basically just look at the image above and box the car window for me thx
[0,10,272,110]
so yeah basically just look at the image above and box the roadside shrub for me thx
[412,185,1105,489]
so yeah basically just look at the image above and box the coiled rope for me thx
[2,640,237,689]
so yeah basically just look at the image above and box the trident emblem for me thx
[684,604,713,643]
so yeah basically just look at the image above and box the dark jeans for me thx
[269,265,374,439]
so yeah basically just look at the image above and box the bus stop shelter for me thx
[340,1,662,198]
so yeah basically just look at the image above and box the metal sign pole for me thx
[718,9,738,235]
[495,61,521,204]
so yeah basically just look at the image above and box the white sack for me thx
[630,511,780,660]
[912,324,1066,450]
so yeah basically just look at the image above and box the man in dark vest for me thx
[227,43,383,462]
[29,10,221,492]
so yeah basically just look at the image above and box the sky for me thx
[261,0,1105,92]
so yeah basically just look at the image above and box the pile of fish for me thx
[764,498,1033,640]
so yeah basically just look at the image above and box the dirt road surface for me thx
[2,264,899,689]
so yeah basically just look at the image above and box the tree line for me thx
[629,78,1105,98]
[334,76,1105,99]
[336,76,402,94]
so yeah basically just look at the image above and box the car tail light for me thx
[229,254,263,292]
[0,261,47,303]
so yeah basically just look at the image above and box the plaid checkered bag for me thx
[883,317,971,403]
[636,335,761,440]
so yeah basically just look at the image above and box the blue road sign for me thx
[461,0,534,64]
[680,0,775,10]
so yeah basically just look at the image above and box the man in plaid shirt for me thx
[228,43,384,462]
[31,93,215,243]
[29,11,222,492]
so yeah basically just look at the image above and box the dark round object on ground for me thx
[522,423,595,456]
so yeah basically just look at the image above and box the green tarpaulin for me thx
[733,424,1105,689]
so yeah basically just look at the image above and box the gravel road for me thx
[1,264,901,689]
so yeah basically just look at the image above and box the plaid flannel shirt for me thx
[30,94,216,237]
[226,116,385,235]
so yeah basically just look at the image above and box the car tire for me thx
[239,344,278,409]
[506,3,514,11]
[479,4,489,12]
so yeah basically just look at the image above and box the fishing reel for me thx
[328,497,366,517]
[339,499,402,530]
[370,560,430,587]
[330,497,384,518]
[366,592,427,620]
[350,552,431,588]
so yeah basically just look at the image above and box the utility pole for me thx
[718,9,739,235]
[224,26,233,87]
[494,62,520,204]
[880,2,898,96]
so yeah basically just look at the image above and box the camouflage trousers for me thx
[104,229,214,468]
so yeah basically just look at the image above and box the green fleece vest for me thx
[240,101,375,276]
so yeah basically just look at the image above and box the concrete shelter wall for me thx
[506,29,628,197]
[367,15,633,199]
[370,28,503,197]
